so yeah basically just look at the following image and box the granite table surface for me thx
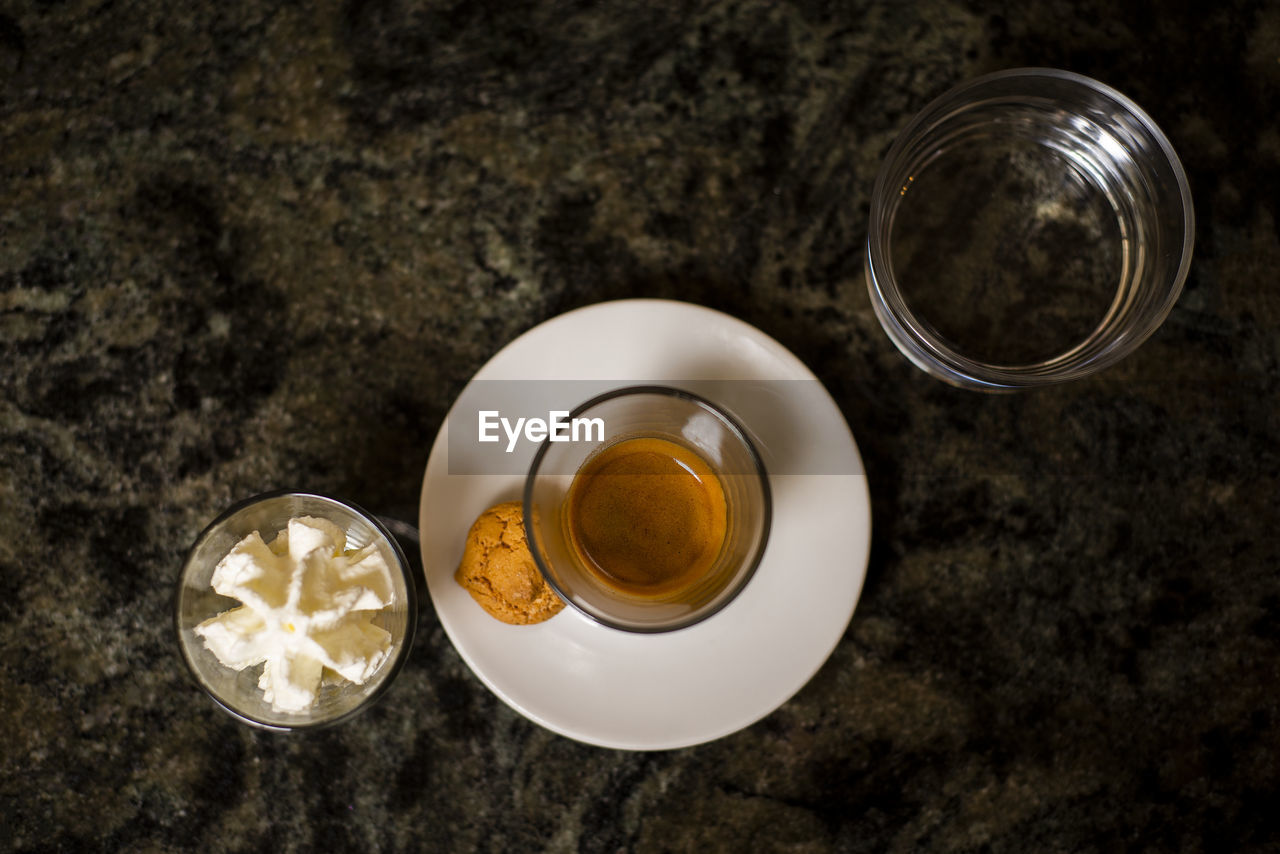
[3,0,1280,851]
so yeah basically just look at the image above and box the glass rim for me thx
[523,384,773,634]
[173,489,419,732]
[865,67,1195,390]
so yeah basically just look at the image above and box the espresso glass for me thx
[524,386,771,633]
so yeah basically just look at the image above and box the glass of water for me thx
[865,68,1195,391]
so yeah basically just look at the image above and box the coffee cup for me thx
[523,386,771,633]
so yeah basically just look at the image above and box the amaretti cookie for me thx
[454,501,565,625]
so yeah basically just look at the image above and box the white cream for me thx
[194,516,396,713]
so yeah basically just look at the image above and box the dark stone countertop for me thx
[3,1,1279,851]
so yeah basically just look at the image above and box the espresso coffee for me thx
[565,436,728,599]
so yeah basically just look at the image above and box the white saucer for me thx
[419,299,871,749]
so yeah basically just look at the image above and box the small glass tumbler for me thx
[174,491,417,731]
[865,68,1195,390]
[524,386,771,633]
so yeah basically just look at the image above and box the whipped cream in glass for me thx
[194,516,396,712]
